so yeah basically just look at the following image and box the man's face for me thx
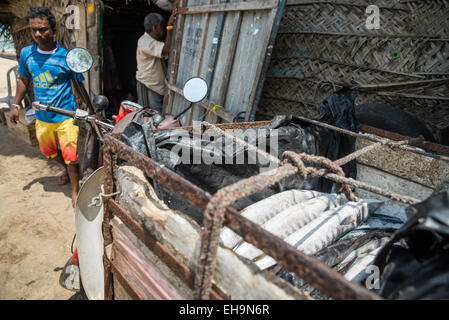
[29,17,55,47]
[152,24,166,41]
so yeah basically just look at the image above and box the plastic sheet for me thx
[373,183,449,299]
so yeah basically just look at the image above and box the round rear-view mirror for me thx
[183,77,208,103]
[66,47,94,73]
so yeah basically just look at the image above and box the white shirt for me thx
[136,33,167,96]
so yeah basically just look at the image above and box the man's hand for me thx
[168,7,178,26]
[11,76,30,125]
[162,7,178,55]
[9,106,20,125]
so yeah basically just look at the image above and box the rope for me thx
[88,184,121,208]
[282,151,358,201]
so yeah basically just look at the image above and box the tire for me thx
[355,103,436,142]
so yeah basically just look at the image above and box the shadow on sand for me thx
[22,176,72,199]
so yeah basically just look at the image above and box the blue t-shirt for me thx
[18,43,85,123]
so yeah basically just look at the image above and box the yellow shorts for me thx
[35,119,79,164]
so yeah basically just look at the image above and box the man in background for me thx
[10,7,88,208]
[136,8,177,113]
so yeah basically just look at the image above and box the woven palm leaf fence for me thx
[258,0,449,139]
[8,0,84,58]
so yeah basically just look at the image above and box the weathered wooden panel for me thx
[356,164,433,204]
[115,165,308,300]
[113,278,133,300]
[111,218,187,300]
[168,0,285,125]
[86,1,101,97]
[74,2,91,96]
[355,137,449,189]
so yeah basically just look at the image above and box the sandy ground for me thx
[0,57,79,300]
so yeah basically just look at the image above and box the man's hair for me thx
[27,7,57,30]
[144,13,165,33]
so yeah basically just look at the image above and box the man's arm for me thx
[162,8,178,55]
[10,76,30,125]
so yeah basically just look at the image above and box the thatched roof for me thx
[8,0,83,58]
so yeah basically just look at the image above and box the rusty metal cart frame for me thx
[101,118,449,300]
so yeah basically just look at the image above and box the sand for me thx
[0,57,79,300]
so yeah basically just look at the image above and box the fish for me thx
[254,199,382,270]
[277,232,390,292]
[314,230,391,268]
[219,189,323,250]
[335,236,389,273]
[343,247,383,284]
[232,194,348,262]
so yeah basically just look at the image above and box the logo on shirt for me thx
[33,70,59,89]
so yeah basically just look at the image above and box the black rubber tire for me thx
[355,103,436,142]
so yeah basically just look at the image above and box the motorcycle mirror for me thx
[183,77,208,103]
[66,47,94,73]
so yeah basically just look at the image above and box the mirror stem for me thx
[72,79,94,115]
[174,102,193,120]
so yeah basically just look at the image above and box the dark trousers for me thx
[136,81,164,113]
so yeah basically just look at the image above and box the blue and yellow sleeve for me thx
[17,48,31,78]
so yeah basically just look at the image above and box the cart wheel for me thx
[356,103,436,142]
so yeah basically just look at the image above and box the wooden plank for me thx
[86,1,101,98]
[222,7,280,118]
[113,277,133,300]
[245,5,280,121]
[179,0,279,14]
[115,165,308,300]
[202,0,229,124]
[355,137,449,189]
[185,0,212,126]
[171,3,210,121]
[167,0,187,115]
[247,0,286,121]
[356,164,433,203]
[216,11,243,113]
[74,4,88,74]
[111,219,187,300]
[361,125,449,157]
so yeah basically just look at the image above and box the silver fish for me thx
[344,247,383,284]
[315,231,391,268]
[232,194,348,261]
[255,199,382,270]
[336,236,389,273]
[219,189,322,250]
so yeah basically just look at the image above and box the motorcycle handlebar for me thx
[33,102,76,118]
[32,102,114,131]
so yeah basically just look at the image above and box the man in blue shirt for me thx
[10,7,88,207]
